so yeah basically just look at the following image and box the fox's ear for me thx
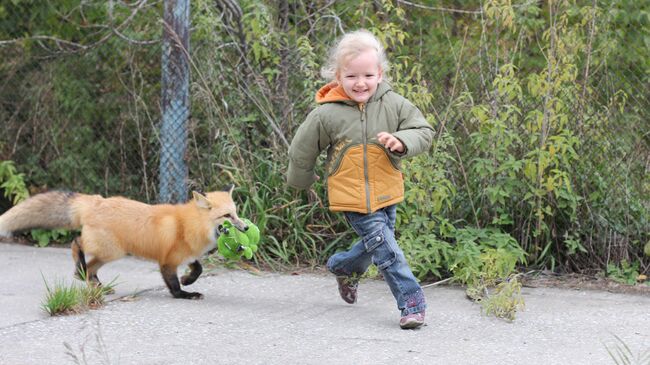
[192,191,211,209]
[222,184,235,195]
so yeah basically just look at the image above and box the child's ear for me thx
[378,67,383,83]
[192,191,211,209]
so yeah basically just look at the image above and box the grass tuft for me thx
[42,278,82,316]
[41,273,117,316]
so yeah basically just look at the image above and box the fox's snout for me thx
[218,222,249,235]
[232,219,249,232]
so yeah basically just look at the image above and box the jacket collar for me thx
[315,81,392,105]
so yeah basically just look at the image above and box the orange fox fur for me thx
[0,186,247,299]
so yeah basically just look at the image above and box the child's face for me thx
[336,49,383,104]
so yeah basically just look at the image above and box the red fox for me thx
[0,185,248,299]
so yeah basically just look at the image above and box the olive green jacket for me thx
[287,81,434,213]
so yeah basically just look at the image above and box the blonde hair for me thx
[320,29,390,81]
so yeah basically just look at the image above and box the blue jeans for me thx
[326,205,426,315]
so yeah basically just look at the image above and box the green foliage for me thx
[1,0,160,199]
[563,232,588,256]
[607,260,640,285]
[0,161,74,245]
[447,227,527,320]
[0,160,29,204]
[30,228,75,247]
[448,227,527,287]
[398,131,456,280]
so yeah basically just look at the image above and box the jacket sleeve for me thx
[287,109,330,190]
[391,98,435,158]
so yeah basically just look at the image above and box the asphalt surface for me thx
[0,242,648,365]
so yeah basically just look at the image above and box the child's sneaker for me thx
[336,275,359,304]
[399,310,425,329]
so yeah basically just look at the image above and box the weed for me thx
[64,317,112,365]
[41,272,117,316]
[480,276,525,322]
[79,280,117,310]
[42,277,82,316]
[448,228,527,320]
[605,334,650,365]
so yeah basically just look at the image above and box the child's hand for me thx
[377,132,404,153]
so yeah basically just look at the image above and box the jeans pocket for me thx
[363,229,396,270]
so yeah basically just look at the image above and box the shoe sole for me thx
[336,277,358,304]
[339,294,356,304]
[400,319,424,329]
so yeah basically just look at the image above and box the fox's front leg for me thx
[160,264,203,299]
[181,260,203,286]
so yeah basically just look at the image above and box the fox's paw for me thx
[175,291,204,300]
[189,292,204,300]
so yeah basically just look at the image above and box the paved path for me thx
[0,243,648,364]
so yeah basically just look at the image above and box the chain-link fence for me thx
[159,0,190,203]
[0,0,191,204]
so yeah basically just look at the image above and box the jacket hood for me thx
[315,82,350,103]
[315,81,392,105]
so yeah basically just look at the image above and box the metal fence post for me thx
[159,0,190,203]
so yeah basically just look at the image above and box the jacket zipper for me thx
[360,102,370,213]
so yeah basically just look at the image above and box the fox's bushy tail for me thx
[0,191,80,237]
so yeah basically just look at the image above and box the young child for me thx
[287,29,434,329]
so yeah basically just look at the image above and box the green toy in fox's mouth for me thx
[217,218,260,260]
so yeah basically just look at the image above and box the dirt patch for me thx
[521,271,650,296]
[0,235,35,245]
[0,235,71,248]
